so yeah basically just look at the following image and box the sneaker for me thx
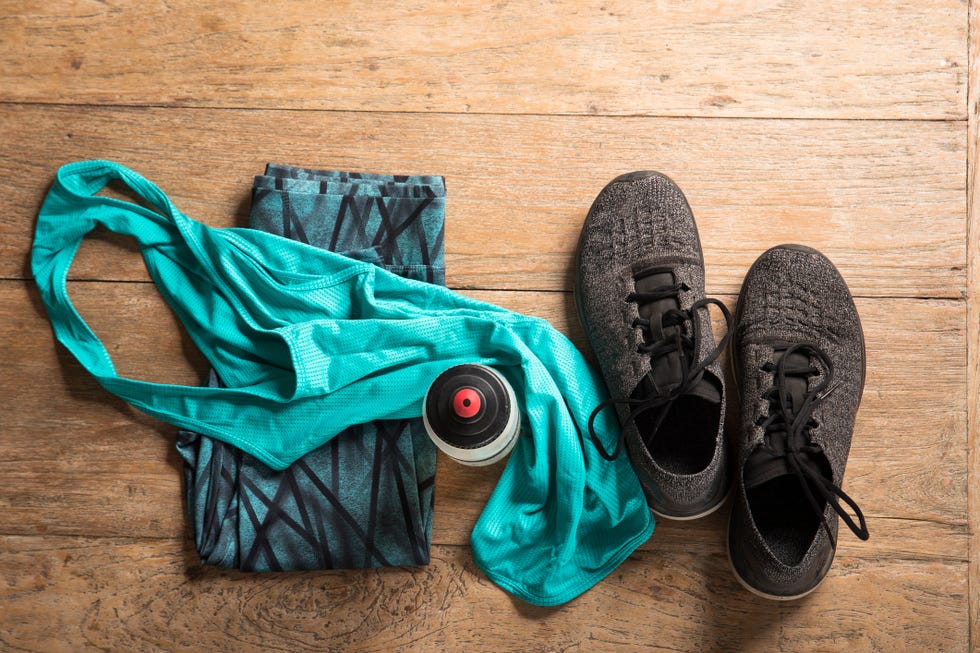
[729,244,869,600]
[574,171,732,519]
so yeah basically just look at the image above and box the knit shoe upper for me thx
[729,244,869,600]
[574,171,731,519]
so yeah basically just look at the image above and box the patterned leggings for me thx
[177,164,446,571]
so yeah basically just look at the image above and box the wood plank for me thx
[0,535,967,652]
[967,0,980,649]
[1,280,966,560]
[0,1,965,120]
[0,454,964,564]
[2,1,971,648]
[0,105,966,297]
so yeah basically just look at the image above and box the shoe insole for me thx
[748,475,825,566]
[640,394,718,475]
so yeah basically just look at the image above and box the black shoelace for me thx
[587,280,732,461]
[755,343,870,546]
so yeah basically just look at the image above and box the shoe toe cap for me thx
[579,171,703,267]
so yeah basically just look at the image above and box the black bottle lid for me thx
[424,364,512,450]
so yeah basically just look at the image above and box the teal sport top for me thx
[31,160,654,607]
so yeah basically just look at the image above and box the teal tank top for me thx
[31,160,654,606]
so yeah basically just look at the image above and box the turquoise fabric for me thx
[31,160,654,606]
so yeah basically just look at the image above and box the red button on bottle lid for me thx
[452,387,481,419]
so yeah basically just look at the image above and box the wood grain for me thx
[967,1,979,650]
[0,0,965,120]
[0,105,966,297]
[1,280,965,556]
[0,2,972,649]
[0,536,967,653]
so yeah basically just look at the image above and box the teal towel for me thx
[31,160,653,606]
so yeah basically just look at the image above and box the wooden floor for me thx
[1,1,977,651]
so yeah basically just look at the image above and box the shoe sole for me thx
[650,485,730,521]
[572,171,726,521]
[727,243,864,600]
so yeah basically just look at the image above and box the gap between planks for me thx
[0,98,973,123]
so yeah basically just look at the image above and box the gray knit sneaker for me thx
[574,171,732,520]
[729,244,869,600]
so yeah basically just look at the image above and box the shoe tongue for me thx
[632,270,720,404]
[774,348,810,415]
[743,349,828,490]
[632,369,721,404]
[744,447,831,490]
[688,374,721,403]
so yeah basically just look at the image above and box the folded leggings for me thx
[176,164,446,571]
